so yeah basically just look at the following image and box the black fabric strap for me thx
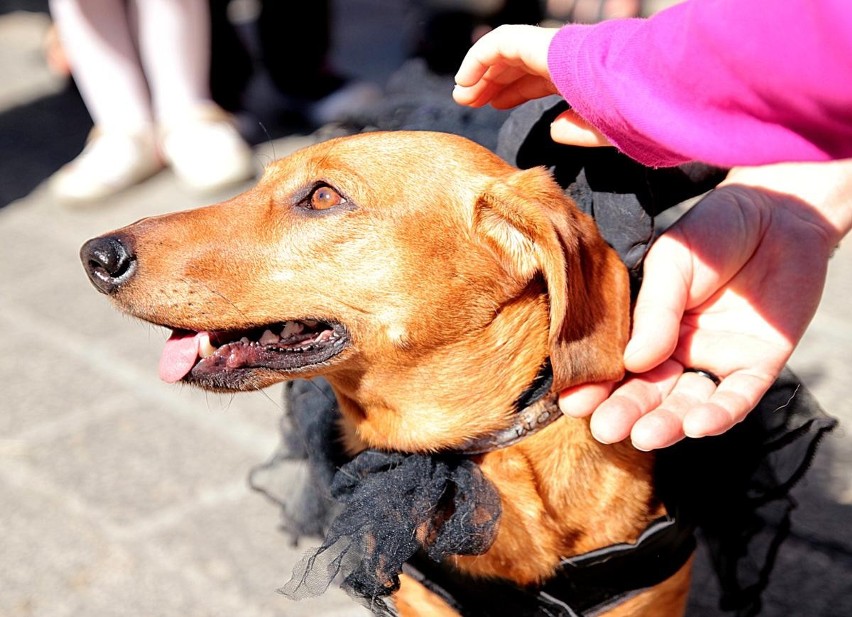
[543,513,696,615]
[402,510,695,617]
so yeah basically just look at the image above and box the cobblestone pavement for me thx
[1,3,850,616]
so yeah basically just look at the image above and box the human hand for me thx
[560,160,852,450]
[453,25,558,109]
[453,24,613,148]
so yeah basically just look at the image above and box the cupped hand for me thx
[561,161,852,450]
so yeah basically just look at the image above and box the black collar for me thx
[455,358,559,455]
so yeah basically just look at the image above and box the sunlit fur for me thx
[90,131,691,616]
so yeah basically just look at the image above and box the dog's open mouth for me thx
[158,319,349,387]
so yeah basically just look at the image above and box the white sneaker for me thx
[160,106,257,194]
[50,129,163,205]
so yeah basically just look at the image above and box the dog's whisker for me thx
[259,121,276,162]
[255,386,283,410]
[184,278,250,321]
[203,389,213,411]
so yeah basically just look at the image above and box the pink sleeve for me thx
[547,0,852,168]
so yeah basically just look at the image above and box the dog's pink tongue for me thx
[159,330,202,383]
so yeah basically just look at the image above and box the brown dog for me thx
[80,131,692,616]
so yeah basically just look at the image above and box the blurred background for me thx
[1,1,850,616]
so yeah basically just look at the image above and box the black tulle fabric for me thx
[282,449,499,608]
[655,370,836,617]
[249,379,502,615]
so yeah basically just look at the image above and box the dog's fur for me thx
[81,131,692,616]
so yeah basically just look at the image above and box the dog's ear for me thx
[474,167,630,390]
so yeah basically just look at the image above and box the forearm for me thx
[547,0,852,168]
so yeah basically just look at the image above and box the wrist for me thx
[723,161,852,245]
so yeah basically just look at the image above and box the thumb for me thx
[623,244,689,372]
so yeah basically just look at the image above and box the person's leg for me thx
[133,0,256,192]
[48,0,162,203]
[133,0,211,124]
[49,0,153,131]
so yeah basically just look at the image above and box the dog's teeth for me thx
[281,321,304,338]
[259,329,279,345]
[198,333,217,359]
[302,319,318,328]
[240,336,251,344]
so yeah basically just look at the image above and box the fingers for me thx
[558,381,614,418]
[453,25,517,90]
[453,67,535,108]
[583,366,775,451]
[549,109,612,147]
[681,369,775,438]
[453,25,557,108]
[627,370,720,451]
[452,25,614,145]
[458,72,559,110]
[454,25,554,86]
[587,361,681,446]
[559,362,701,450]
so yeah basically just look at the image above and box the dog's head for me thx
[81,131,628,449]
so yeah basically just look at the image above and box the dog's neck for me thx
[326,286,553,453]
[454,368,560,456]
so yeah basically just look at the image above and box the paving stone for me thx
[0,316,120,438]
[0,475,265,617]
[147,488,370,617]
[20,397,266,527]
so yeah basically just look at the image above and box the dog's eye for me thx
[310,185,345,210]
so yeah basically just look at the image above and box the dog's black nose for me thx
[80,235,136,294]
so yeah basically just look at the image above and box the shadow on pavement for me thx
[0,83,91,209]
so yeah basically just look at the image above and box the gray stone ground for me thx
[1,3,850,617]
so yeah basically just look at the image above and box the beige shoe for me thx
[159,106,257,194]
[50,129,163,205]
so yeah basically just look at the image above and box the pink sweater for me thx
[547,0,852,168]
